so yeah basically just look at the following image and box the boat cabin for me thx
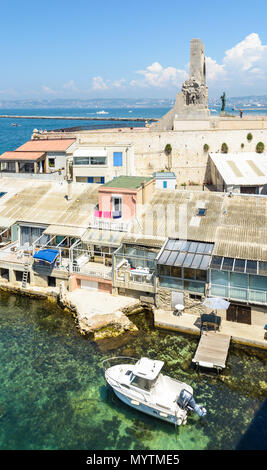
[126,358,164,391]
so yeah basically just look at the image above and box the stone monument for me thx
[151,38,210,130]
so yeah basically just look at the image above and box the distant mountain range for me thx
[1,96,267,109]
[0,98,175,109]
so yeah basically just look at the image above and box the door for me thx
[163,181,167,189]
[227,304,251,325]
[81,279,98,290]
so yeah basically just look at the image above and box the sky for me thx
[1,0,267,100]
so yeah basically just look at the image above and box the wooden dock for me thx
[192,331,231,371]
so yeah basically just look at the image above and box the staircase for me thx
[21,258,30,289]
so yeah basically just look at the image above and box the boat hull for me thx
[112,387,184,425]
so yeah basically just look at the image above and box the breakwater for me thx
[0,115,158,122]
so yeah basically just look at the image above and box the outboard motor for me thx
[177,389,207,418]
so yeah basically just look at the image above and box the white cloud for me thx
[205,56,226,81]
[205,33,267,93]
[92,76,110,90]
[63,80,77,91]
[42,85,56,94]
[112,78,126,88]
[132,61,187,88]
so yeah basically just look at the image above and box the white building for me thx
[154,172,177,189]
[72,144,134,184]
[209,152,267,194]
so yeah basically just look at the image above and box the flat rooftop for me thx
[210,152,267,186]
[101,175,153,190]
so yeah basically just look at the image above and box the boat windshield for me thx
[130,373,157,391]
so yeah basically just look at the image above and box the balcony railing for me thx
[72,264,112,280]
[210,283,267,305]
[89,216,130,232]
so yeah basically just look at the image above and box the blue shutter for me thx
[113,152,123,167]
[100,177,105,184]
[163,181,167,188]
[87,177,94,183]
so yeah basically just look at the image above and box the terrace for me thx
[113,243,159,293]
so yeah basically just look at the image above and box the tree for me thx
[221,142,228,154]
[164,144,172,170]
[256,142,264,153]
[164,144,172,155]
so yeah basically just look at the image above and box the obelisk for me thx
[151,38,210,130]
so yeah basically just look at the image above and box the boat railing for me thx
[102,356,150,403]
[102,356,137,372]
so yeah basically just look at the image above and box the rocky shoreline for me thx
[0,281,145,344]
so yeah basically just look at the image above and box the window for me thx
[87,177,105,184]
[197,208,206,216]
[112,196,122,212]
[183,268,196,280]
[113,152,123,167]
[48,158,55,168]
[189,294,202,301]
[234,259,246,273]
[131,375,152,391]
[48,276,56,287]
[222,257,234,271]
[246,260,258,274]
[172,266,182,278]
[211,269,228,286]
[74,156,106,166]
[90,157,106,165]
[196,269,207,281]
[74,157,90,165]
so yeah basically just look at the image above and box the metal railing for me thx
[72,264,112,279]
[89,217,131,232]
[210,283,267,305]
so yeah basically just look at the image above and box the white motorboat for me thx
[103,356,207,426]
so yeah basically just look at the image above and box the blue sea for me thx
[0,106,266,451]
[0,107,168,154]
[0,292,266,450]
[0,105,266,154]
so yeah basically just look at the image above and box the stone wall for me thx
[156,286,206,316]
[37,117,267,186]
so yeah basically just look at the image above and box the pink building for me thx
[96,176,155,221]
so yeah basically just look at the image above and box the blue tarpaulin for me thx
[33,249,59,264]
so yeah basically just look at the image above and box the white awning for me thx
[44,224,87,238]
[0,216,16,228]
[73,148,107,157]
[81,229,125,246]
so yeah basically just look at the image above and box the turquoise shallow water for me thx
[0,291,266,450]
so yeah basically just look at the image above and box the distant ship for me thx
[96,110,109,115]
[11,123,18,127]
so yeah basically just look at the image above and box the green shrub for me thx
[164,144,172,155]
[256,142,265,153]
[203,143,209,152]
[221,142,228,153]
[247,133,253,141]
